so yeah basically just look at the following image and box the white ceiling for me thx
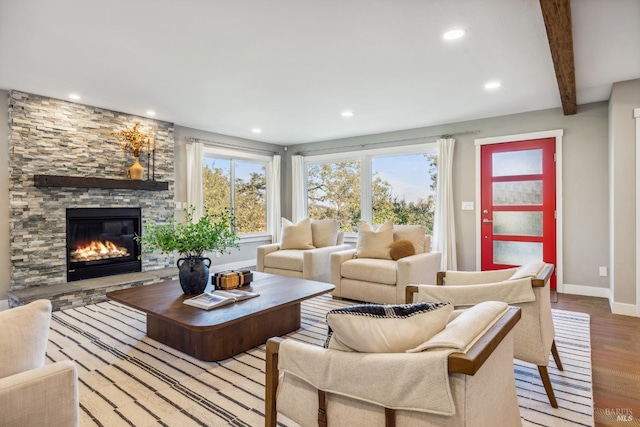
[0,0,638,145]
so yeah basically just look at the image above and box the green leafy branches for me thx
[134,206,240,258]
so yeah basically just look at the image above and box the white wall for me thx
[609,78,640,312]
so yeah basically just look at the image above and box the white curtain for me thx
[433,138,457,270]
[186,141,204,221]
[267,155,282,242]
[291,155,306,224]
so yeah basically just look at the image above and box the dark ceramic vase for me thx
[177,256,212,294]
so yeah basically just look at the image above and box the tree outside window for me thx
[372,153,437,234]
[307,161,361,232]
[306,152,437,234]
[203,157,267,234]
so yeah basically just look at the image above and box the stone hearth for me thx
[8,91,177,307]
[8,268,179,311]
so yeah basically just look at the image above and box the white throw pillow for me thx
[311,219,339,248]
[355,220,394,259]
[280,217,315,250]
[407,301,508,352]
[393,224,426,254]
[509,262,546,280]
[325,302,453,353]
[0,299,52,379]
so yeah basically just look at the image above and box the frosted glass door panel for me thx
[493,212,543,236]
[493,241,542,265]
[492,149,542,177]
[493,181,542,205]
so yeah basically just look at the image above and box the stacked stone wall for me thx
[8,91,176,291]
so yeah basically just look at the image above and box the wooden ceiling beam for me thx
[540,0,577,115]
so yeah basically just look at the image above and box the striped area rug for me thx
[46,295,593,426]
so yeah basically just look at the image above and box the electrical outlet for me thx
[599,266,607,277]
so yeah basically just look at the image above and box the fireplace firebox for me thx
[66,208,142,282]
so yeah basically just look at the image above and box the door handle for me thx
[483,218,493,224]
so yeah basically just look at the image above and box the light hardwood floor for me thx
[552,293,640,426]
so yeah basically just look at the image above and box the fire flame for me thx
[70,240,129,262]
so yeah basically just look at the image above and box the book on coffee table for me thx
[183,289,260,310]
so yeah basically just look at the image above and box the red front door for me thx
[480,138,557,289]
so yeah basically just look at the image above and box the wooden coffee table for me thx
[106,272,335,361]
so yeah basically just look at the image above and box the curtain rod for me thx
[293,130,479,156]
[186,137,281,155]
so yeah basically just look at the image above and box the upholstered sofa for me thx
[257,217,351,283]
[266,302,522,426]
[330,222,442,303]
[0,300,79,427]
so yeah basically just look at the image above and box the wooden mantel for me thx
[33,174,169,191]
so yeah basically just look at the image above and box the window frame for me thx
[202,146,273,239]
[304,143,438,236]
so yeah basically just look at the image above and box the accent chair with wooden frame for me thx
[265,306,522,427]
[406,262,563,408]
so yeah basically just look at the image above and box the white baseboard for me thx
[610,301,639,317]
[562,283,610,298]
[210,259,256,274]
[0,299,8,312]
[561,284,640,317]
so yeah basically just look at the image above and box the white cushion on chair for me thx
[407,301,508,352]
[263,250,305,271]
[0,300,52,379]
[355,220,393,259]
[341,258,397,285]
[325,302,453,353]
[509,262,546,280]
[280,217,315,250]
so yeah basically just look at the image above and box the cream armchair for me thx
[266,304,522,427]
[331,223,441,303]
[406,262,563,408]
[257,218,351,283]
[0,300,79,427]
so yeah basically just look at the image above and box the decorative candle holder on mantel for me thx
[110,122,155,181]
[146,133,157,181]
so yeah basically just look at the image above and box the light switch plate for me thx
[461,201,474,211]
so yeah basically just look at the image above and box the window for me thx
[203,153,268,235]
[305,145,437,234]
[307,161,361,232]
[371,153,437,230]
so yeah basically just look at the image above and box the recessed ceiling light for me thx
[146,111,156,116]
[443,29,465,40]
[252,128,262,134]
[484,81,502,90]
[69,94,80,100]
[341,111,354,117]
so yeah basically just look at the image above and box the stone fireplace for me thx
[8,91,177,308]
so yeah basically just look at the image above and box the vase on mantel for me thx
[129,156,144,180]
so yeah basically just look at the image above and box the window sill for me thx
[239,233,273,244]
